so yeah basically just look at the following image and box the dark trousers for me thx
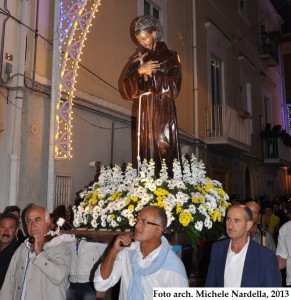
[66,282,98,300]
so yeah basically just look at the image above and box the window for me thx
[144,0,160,19]
[55,175,72,207]
[263,95,272,129]
[211,56,222,106]
[205,22,231,107]
[238,55,254,131]
[138,0,167,40]
[238,0,249,22]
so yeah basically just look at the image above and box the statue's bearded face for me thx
[136,30,157,50]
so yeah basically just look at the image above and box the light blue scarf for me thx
[127,236,187,300]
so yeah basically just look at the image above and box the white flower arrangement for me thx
[73,154,230,243]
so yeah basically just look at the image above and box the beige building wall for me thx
[0,0,290,210]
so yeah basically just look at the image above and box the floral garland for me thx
[73,154,230,243]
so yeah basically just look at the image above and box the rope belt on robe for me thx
[137,91,152,175]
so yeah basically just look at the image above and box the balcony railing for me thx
[205,104,252,150]
[263,138,291,165]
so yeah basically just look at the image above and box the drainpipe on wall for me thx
[32,0,39,87]
[47,0,61,212]
[192,0,199,157]
[8,0,28,205]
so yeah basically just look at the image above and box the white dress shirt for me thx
[224,237,250,287]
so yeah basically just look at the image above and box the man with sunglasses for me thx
[94,206,188,300]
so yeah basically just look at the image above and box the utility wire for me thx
[233,0,290,45]
[74,111,132,130]
[1,1,288,139]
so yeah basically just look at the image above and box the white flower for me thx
[195,221,203,231]
[78,206,84,213]
[121,209,131,218]
[79,191,87,198]
[155,179,163,186]
[204,217,213,229]
[128,218,136,226]
[98,200,105,207]
[176,191,189,205]
[56,217,65,227]
[188,204,196,214]
[72,154,229,240]
[110,220,118,228]
[91,219,98,228]
[135,203,144,211]
[198,205,207,216]
[145,181,156,192]
[73,220,80,227]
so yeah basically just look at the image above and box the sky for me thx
[271,0,291,33]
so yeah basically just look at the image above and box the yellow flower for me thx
[154,188,169,197]
[192,196,199,203]
[219,198,231,210]
[88,198,97,206]
[156,196,163,202]
[128,205,134,211]
[179,211,194,227]
[132,196,138,202]
[210,209,222,222]
[176,204,182,214]
[153,201,166,209]
[125,196,131,205]
[111,192,121,201]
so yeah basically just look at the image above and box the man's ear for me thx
[246,220,253,231]
[155,225,164,237]
[47,216,51,227]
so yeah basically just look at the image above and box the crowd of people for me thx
[0,203,190,300]
[1,193,291,299]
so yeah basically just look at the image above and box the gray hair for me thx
[229,204,253,221]
[25,204,50,223]
[143,206,167,228]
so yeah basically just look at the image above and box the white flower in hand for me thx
[56,217,65,227]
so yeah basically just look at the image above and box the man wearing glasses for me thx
[94,206,188,300]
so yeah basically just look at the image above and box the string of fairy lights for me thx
[55,0,101,159]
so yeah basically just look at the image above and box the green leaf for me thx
[184,225,199,245]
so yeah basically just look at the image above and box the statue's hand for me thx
[138,60,160,76]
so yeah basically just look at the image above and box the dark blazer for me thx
[205,238,281,287]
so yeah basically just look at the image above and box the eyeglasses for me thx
[135,218,163,227]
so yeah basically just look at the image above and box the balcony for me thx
[263,138,291,166]
[205,104,252,152]
[259,31,280,67]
